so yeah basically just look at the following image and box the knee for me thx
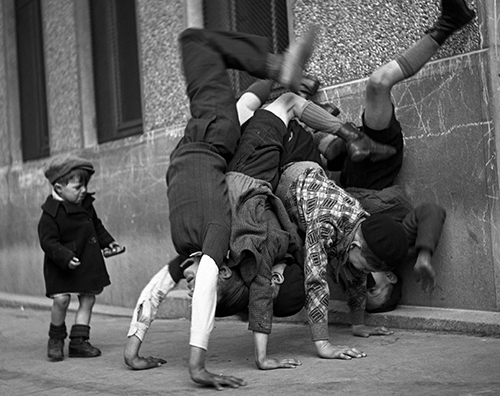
[278,92,304,108]
[366,68,393,96]
[53,295,71,310]
[79,294,96,307]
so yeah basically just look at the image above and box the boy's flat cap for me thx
[44,154,95,184]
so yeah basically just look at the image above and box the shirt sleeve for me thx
[305,219,334,342]
[247,265,273,334]
[345,273,367,325]
[401,203,446,254]
[190,255,218,350]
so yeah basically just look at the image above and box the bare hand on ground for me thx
[315,340,366,359]
[256,357,301,370]
[190,367,247,390]
[352,324,393,337]
[126,355,167,370]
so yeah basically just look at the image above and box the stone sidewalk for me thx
[1,290,500,337]
[1,303,500,396]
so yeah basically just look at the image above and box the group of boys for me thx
[37,0,474,390]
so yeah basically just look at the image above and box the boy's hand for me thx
[256,357,301,370]
[352,324,393,338]
[189,367,247,390]
[314,340,366,359]
[189,346,246,390]
[103,242,126,258]
[124,335,167,370]
[126,355,167,370]
[253,331,301,370]
[414,249,435,293]
[68,257,80,270]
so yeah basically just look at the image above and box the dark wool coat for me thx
[38,194,114,297]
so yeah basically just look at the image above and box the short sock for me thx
[395,34,440,79]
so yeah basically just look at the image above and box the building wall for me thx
[0,0,498,312]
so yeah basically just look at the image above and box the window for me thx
[15,0,50,161]
[89,0,143,143]
[202,0,290,98]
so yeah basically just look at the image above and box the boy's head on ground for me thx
[184,256,305,318]
[366,271,402,313]
[215,261,305,318]
[182,257,249,317]
[350,214,408,273]
[215,265,249,317]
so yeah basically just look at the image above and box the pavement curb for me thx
[1,291,499,337]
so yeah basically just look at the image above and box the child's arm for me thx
[401,203,446,292]
[38,213,76,269]
[346,273,393,338]
[124,260,180,369]
[247,262,300,370]
[88,205,125,257]
[253,331,301,370]
[88,205,115,248]
[124,335,167,370]
[188,255,246,390]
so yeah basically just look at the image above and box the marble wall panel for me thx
[322,51,497,310]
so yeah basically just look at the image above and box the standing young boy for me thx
[38,154,124,361]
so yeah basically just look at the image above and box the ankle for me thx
[48,322,67,340]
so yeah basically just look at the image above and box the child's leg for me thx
[179,27,316,160]
[364,0,475,131]
[68,294,101,358]
[228,92,307,188]
[296,97,396,162]
[237,80,273,126]
[340,0,475,190]
[51,294,70,325]
[47,294,70,361]
[75,293,95,325]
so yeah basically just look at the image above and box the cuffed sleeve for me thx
[190,255,218,350]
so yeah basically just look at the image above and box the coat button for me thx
[90,237,97,243]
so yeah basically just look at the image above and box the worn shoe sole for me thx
[441,0,476,30]
[280,25,317,92]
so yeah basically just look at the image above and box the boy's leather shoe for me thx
[279,25,317,93]
[69,338,101,358]
[324,136,347,161]
[298,75,320,99]
[318,102,341,117]
[47,338,64,361]
[337,122,397,162]
[428,0,475,34]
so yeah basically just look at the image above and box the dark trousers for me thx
[178,28,271,160]
[228,109,287,190]
[167,29,273,265]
